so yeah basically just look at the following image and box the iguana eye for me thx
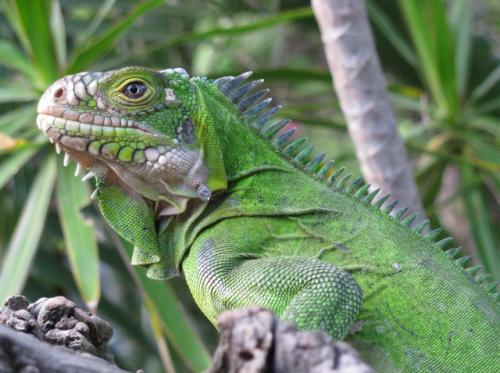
[123,81,147,99]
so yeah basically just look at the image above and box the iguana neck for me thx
[190,77,292,184]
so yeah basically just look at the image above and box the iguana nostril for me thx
[54,87,65,99]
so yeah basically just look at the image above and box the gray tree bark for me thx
[209,307,373,373]
[0,325,128,373]
[0,295,125,373]
[311,0,426,220]
[0,295,114,361]
[1,296,371,373]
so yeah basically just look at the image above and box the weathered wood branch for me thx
[209,307,373,373]
[0,325,128,373]
[1,296,371,372]
[0,295,126,373]
[0,295,114,361]
[312,0,426,220]
[0,295,125,373]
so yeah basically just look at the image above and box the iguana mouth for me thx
[36,101,186,190]
[37,110,209,208]
[37,108,171,162]
[37,109,195,200]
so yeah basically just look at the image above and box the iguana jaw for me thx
[36,100,182,200]
[36,107,170,167]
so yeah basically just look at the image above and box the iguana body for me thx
[37,67,499,372]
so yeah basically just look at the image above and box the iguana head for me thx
[37,66,220,215]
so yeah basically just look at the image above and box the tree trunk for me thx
[311,0,426,220]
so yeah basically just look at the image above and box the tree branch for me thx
[0,295,124,373]
[311,0,426,220]
[2,296,371,372]
[209,307,373,373]
[0,325,127,372]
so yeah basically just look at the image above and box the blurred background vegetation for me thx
[0,0,498,371]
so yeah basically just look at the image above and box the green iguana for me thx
[36,67,499,372]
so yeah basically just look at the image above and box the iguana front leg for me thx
[182,220,363,339]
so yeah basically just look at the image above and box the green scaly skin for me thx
[37,67,499,372]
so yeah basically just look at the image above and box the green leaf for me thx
[0,83,36,103]
[390,92,423,112]
[366,0,417,67]
[449,0,471,97]
[56,161,100,309]
[0,1,31,58]
[467,137,500,167]
[102,6,314,68]
[467,114,500,135]
[485,172,500,205]
[0,146,38,190]
[50,0,67,68]
[0,155,56,302]
[155,6,312,49]
[144,300,176,373]
[247,68,331,83]
[139,278,211,372]
[472,97,500,116]
[399,0,457,117]
[0,104,36,136]
[6,0,59,84]
[470,64,500,103]
[76,0,117,47]
[415,158,446,209]
[112,236,212,372]
[459,163,499,280]
[279,111,347,130]
[0,40,36,80]
[66,0,164,73]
